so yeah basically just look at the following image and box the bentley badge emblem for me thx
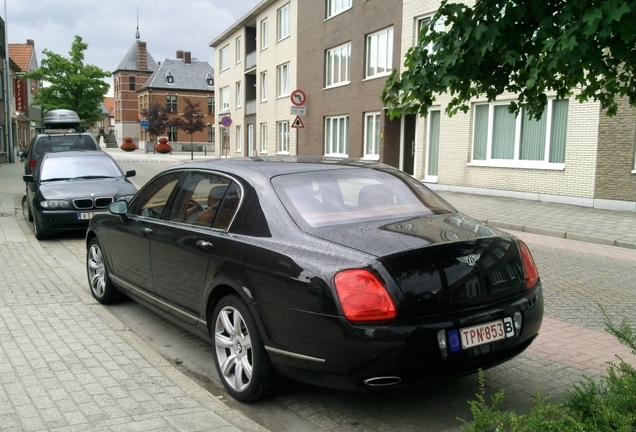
[457,253,481,266]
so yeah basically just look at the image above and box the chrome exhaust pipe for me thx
[363,376,402,387]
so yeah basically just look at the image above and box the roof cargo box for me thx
[43,109,81,128]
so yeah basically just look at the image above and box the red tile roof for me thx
[8,43,35,71]
[103,97,115,115]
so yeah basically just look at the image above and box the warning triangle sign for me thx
[291,116,305,128]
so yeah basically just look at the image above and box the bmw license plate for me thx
[77,212,99,220]
[460,317,515,349]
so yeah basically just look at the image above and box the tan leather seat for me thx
[187,186,227,226]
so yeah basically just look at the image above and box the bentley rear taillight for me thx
[518,242,539,289]
[334,269,396,322]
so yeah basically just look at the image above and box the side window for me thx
[173,172,232,227]
[214,182,242,230]
[129,172,182,219]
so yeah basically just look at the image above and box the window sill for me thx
[362,155,380,161]
[325,7,352,21]
[363,73,392,82]
[632,169,636,174]
[276,151,290,155]
[324,82,350,90]
[324,153,348,158]
[422,176,438,184]
[467,160,565,171]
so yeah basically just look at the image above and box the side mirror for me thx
[23,175,35,183]
[108,200,129,222]
[125,170,136,178]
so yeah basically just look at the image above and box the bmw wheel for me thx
[33,215,49,240]
[87,237,122,304]
[211,294,278,402]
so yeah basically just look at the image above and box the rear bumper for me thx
[263,285,544,391]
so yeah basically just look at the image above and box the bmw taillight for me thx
[334,269,397,322]
[518,242,539,289]
[28,159,36,171]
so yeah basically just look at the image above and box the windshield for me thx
[40,155,122,181]
[35,135,97,155]
[271,168,454,228]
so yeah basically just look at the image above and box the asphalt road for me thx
[34,158,636,432]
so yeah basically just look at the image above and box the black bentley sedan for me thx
[24,151,136,240]
[85,157,543,402]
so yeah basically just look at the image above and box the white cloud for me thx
[5,0,259,94]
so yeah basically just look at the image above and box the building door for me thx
[401,114,417,175]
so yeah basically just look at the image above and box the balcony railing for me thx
[246,99,257,115]
[246,51,256,71]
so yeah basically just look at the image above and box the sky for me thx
[4,0,260,95]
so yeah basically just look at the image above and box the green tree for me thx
[24,35,111,125]
[140,102,170,143]
[171,98,206,160]
[382,0,636,120]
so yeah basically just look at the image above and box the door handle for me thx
[196,240,214,250]
[142,227,153,235]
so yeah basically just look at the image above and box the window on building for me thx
[236,36,242,63]
[167,95,177,113]
[416,15,444,52]
[260,123,268,153]
[236,125,242,152]
[325,116,349,156]
[165,71,174,84]
[129,76,136,91]
[220,45,230,71]
[277,63,290,97]
[208,125,215,143]
[168,125,178,142]
[260,72,268,101]
[277,121,290,153]
[236,81,242,108]
[277,3,290,41]
[208,97,215,115]
[366,27,394,79]
[261,19,269,50]
[427,110,441,179]
[327,0,352,19]
[220,87,230,111]
[472,99,569,167]
[326,42,351,88]
[364,112,381,159]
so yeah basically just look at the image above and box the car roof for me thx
[42,150,110,159]
[166,156,394,181]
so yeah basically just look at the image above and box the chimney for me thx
[27,39,35,45]
[176,50,184,59]
[138,41,147,70]
[184,51,191,64]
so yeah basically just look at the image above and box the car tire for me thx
[33,215,49,240]
[211,294,279,402]
[87,237,123,304]
[23,196,33,222]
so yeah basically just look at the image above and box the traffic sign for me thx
[291,116,305,128]
[290,106,306,116]
[221,116,232,127]
[290,89,306,106]
[140,120,149,128]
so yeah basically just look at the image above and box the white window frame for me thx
[261,18,269,50]
[425,109,441,183]
[236,36,242,64]
[327,0,352,19]
[363,112,381,160]
[277,63,290,97]
[325,42,351,88]
[469,98,568,170]
[277,121,290,154]
[260,71,268,102]
[366,27,394,79]
[236,125,242,152]
[220,45,230,71]
[277,3,290,41]
[260,123,268,153]
[220,86,230,112]
[416,15,445,52]
[324,115,349,157]
[236,81,242,108]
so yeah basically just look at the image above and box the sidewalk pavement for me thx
[1,151,635,431]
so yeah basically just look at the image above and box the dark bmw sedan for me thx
[24,151,136,240]
[85,157,543,402]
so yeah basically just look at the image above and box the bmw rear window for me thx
[271,168,454,228]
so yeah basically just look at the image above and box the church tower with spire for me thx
[112,18,158,145]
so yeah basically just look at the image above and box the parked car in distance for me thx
[17,109,101,174]
[24,151,136,240]
[85,156,543,402]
